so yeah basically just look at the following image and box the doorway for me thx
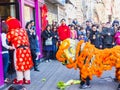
[0,0,19,21]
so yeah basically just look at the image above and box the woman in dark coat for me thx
[26,22,39,71]
[42,25,53,62]
[52,26,59,59]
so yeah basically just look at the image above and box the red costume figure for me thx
[58,19,70,41]
[6,17,33,84]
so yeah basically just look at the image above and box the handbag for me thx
[45,38,52,45]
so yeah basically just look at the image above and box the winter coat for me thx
[114,31,120,45]
[42,30,53,51]
[58,24,70,41]
[89,30,102,48]
[70,30,77,39]
[7,28,33,71]
[101,27,115,45]
[52,31,59,44]
[27,29,37,50]
[77,30,88,42]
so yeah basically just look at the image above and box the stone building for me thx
[44,0,66,24]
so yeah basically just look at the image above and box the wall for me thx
[57,4,66,24]
[45,1,58,24]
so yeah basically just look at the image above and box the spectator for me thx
[52,26,59,60]
[6,17,33,84]
[52,20,58,27]
[30,20,41,63]
[114,26,120,45]
[70,25,77,39]
[42,25,53,62]
[72,18,78,25]
[101,22,115,48]
[1,22,14,83]
[30,20,35,30]
[25,22,39,72]
[112,17,119,27]
[89,25,103,49]
[58,19,70,41]
[85,20,92,37]
[113,23,119,33]
[77,26,88,42]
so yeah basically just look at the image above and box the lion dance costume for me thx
[56,39,120,86]
[6,17,33,84]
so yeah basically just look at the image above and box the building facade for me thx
[75,0,83,24]
[44,0,66,24]
[0,0,44,86]
[85,0,120,23]
[65,0,76,24]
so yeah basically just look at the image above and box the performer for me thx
[56,39,120,89]
[6,17,33,85]
[117,84,120,90]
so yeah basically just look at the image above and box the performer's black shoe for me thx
[117,84,120,90]
[34,68,40,72]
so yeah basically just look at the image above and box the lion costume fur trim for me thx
[56,39,120,81]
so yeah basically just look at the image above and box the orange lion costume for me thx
[56,39,120,88]
[6,17,33,84]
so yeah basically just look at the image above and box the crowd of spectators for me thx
[41,18,120,62]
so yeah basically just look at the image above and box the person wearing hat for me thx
[6,17,33,85]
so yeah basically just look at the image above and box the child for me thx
[77,26,88,42]
[70,25,77,39]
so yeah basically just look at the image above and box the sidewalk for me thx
[1,60,119,90]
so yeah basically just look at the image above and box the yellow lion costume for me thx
[56,39,120,81]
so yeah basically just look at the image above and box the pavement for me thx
[0,60,119,90]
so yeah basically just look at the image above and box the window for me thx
[0,0,19,20]
[24,5,35,24]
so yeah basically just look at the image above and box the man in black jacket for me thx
[101,22,115,48]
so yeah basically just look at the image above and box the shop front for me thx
[19,0,44,58]
[0,0,44,86]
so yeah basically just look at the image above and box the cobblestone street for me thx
[1,60,119,90]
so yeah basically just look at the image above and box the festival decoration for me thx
[56,39,120,81]
[41,4,48,31]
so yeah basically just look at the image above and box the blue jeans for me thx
[2,53,9,79]
[52,44,58,59]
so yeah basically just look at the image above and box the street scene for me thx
[0,0,120,90]
[1,61,119,90]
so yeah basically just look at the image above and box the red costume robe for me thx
[6,18,33,71]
